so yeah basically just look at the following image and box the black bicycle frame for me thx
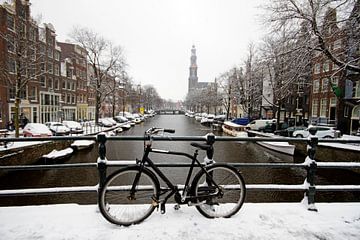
[129,144,221,204]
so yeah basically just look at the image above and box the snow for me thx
[0,203,359,240]
[42,147,73,159]
[71,140,95,148]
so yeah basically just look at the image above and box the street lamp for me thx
[118,84,128,117]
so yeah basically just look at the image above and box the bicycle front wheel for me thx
[191,164,246,218]
[99,167,159,226]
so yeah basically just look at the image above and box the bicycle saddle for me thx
[190,142,212,150]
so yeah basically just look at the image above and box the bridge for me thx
[1,134,360,212]
[155,109,185,115]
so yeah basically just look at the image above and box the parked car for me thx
[23,123,53,137]
[258,123,276,133]
[98,118,115,127]
[114,116,128,123]
[274,126,307,137]
[45,122,71,136]
[104,117,118,126]
[62,120,84,134]
[292,125,338,138]
[246,119,276,130]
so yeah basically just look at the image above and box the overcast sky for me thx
[30,0,266,101]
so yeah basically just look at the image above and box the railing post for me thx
[97,133,107,190]
[305,135,318,211]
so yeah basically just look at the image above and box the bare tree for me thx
[0,3,46,137]
[70,26,125,124]
[260,25,312,128]
[264,0,360,73]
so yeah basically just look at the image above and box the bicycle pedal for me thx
[174,204,181,211]
[160,203,166,214]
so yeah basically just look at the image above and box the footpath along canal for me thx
[0,115,359,206]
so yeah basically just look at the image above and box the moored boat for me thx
[222,121,248,137]
[200,114,215,126]
[71,140,95,150]
[256,140,295,156]
[42,147,74,161]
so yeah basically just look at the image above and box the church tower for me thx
[188,45,198,93]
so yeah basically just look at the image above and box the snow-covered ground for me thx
[0,202,359,240]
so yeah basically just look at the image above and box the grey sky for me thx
[30,0,265,101]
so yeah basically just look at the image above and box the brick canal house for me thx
[0,0,95,128]
[309,6,360,134]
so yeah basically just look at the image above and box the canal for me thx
[0,115,359,206]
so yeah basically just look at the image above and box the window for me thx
[321,78,329,92]
[330,97,336,106]
[323,61,330,72]
[54,78,59,90]
[40,63,45,72]
[331,76,339,86]
[312,99,319,117]
[20,22,26,38]
[7,35,15,52]
[28,67,35,78]
[313,80,319,93]
[72,95,75,104]
[54,51,60,61]
[320,98,327,117]
[29,27,37,42]
[333,39,341,50]
[9,86,15,99]
[344,105,350,117]
[72,82,76,91]
[28,47,36,61]
[40,76,46,87]
[314,63,321,74]
[67,94,71,103]
[66,68,73,78]
[7,14,14,31]
[28,86,37,101]
[355,81,360,98]
[62,79,66,89]
[48,63,53,74]
[54,64,59,76]
[48,77,53,89]
[7,58,16,73]
[48,47,53,58]
[39,45,46,55]
[67,81,71,90]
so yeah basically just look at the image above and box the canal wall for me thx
[0,140,72,166]
[290,141,360,162]
[248,130,360,162]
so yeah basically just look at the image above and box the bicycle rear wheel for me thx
[191,164,246,218]
[99,166,159,226]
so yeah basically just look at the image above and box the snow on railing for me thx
[0,134,360,212]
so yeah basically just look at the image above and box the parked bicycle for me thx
[98,127,246,226]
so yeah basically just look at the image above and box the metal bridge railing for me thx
[1,134,360,211]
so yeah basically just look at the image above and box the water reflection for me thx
[0,115,359,206]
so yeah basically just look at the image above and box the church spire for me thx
[188,45,198,93]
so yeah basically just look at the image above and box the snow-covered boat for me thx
[222,121,248,137]
[200,114,215,126]
[256,141,295,156]
[42,147,74,161]
[71,140,95,150]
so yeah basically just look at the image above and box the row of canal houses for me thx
[257,4,360,135]
[0,0,132,129]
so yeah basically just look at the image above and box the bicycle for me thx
[98,127,246,226]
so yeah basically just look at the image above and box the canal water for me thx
[0,115,359,206]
